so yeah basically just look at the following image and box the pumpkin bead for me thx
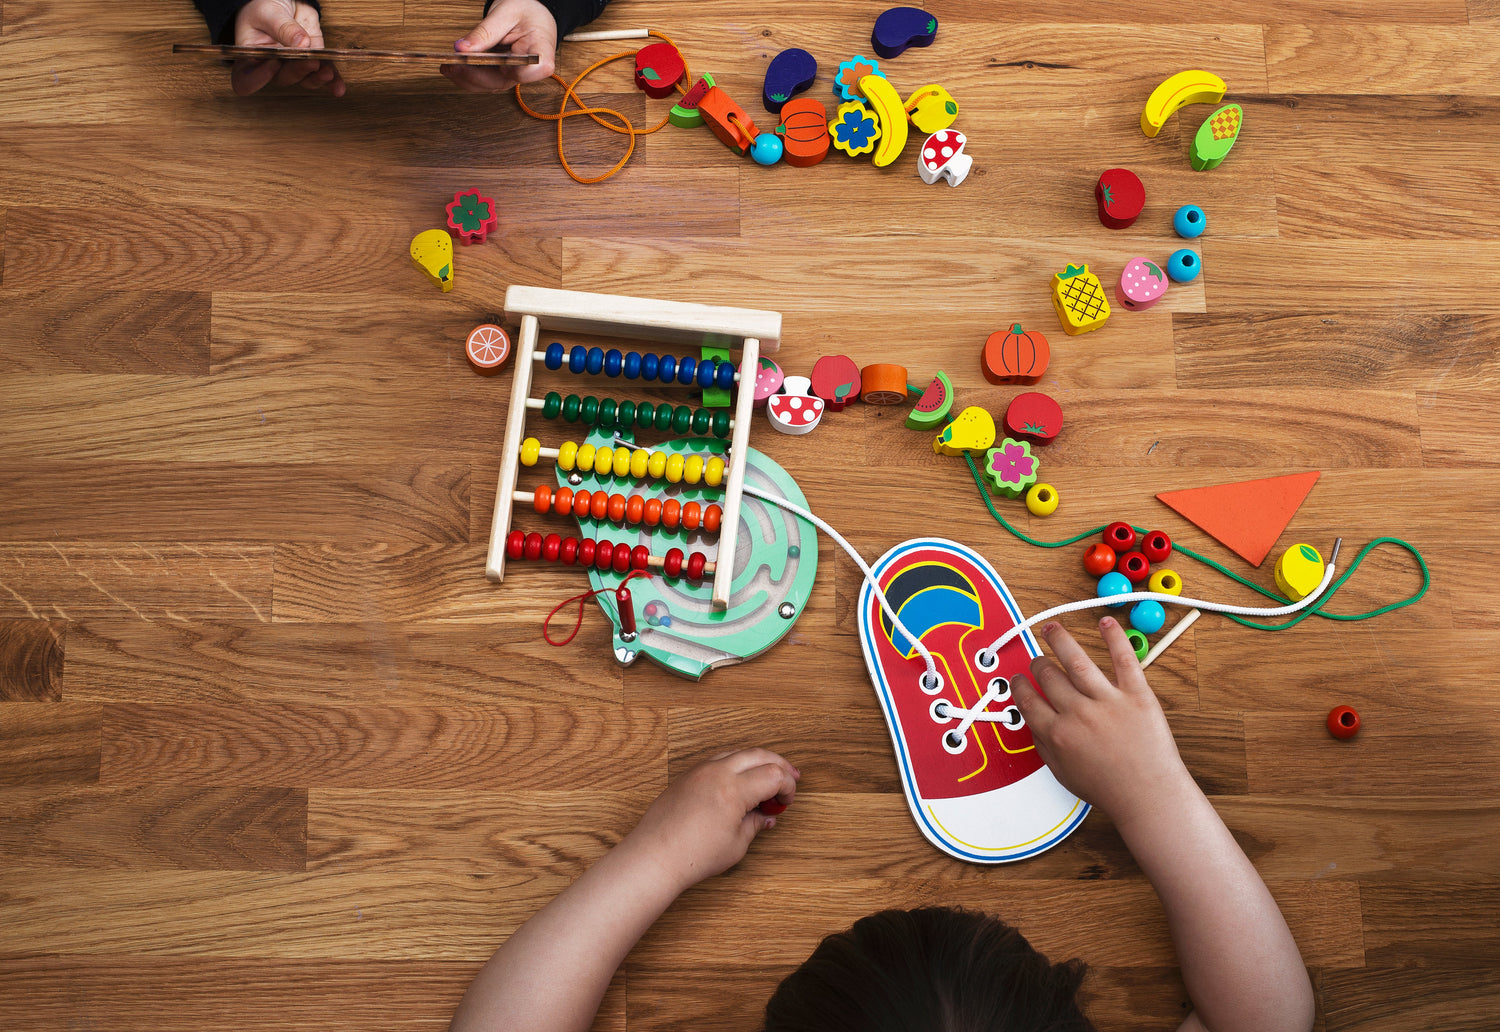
[982,323,1051,386]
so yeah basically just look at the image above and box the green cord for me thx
[961,452,1430,630]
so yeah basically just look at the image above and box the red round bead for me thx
[1141,530,1172,564]
[523,532,544,561]
[1117,551,1150,583]
[613,546,632,573]
[595,541,615,570]
[1082,543,1117,577]
[543,533,562,562]
[664,547,684,577]
[1104,521,1137,552]
[506,530,526,559]
[1327,705,1360,740]
[686,551,707,580]
[560,536,579,564]
[578,538,597,566]
[631,544,650,570]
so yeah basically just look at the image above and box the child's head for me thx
[763,907,1095,1032]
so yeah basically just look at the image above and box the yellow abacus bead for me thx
[576,443,596,471]
[612,447,632,477]
[647,451,668,480]
[705,456,726,487]
[555,440,576,471]
[1025,483,1060,517]
[1148,568,1183,596]
[521,438,542,467]
[630,449,650,479]
[684,455,704,485]
[594,446,615,476]
[665,453,685,484]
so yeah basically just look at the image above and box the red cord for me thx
[542,570,652,646]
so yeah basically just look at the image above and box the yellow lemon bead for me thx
[1148,568,1183,595]
[665,453,685,484]
[521,438,542,467]
[594,446,615,476]
[705,456,726,487]
[612,447,631,477]
[630,449,650,479]
[1024,483,1059,517]
[576,443,596,471]
[647,451,668,479]
[684,455,705,485]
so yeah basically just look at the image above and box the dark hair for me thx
[763,907,1096,1032]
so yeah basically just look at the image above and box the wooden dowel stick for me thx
[1141,608,1201,669]
[563,28,651,42]
[712,337,759,610]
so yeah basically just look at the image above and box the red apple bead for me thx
[1104,521,1137,552]
[1327,705,1360,740]
[1117,551,1150,583]
[631,544,650,570]
[578,538,597,566]
[543,533,562,562]
[664,547,685,577]
[1141,530,1172,564]
[687,551,707,580]
[594,541,614,570]
[523,532,544,561]
[1082,543,1117,577]
[560,536,579,564]
[506,530,526,559]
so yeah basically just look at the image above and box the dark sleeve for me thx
[191,0,322,45]
[485,0,610,40]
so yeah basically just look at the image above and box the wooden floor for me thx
[3,0,1500,1028]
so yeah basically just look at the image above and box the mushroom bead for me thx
[918,129,972,187]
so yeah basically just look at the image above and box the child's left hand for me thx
[622,748,799,894]
[442,0,559,92]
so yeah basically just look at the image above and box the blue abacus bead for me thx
[1130,600,1167,635]
[1173,204,1206,239]
[1168,249,1201,283]
[568,345,587,374]
[677,355,696,384]
[1098,571,1133,608]
[715,361,735,389]
[696,360,716,388]
[623,351,642,379]
[585,347,605,375]
[751,133,785,166]
[544,342,564,370]
[603,348,623,377]
[641,352,660,381]
[657,354,676,382]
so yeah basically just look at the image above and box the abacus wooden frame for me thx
[487,286,783,611]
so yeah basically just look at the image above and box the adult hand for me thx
[232,0,346,97]
[622,748,799,894]
[1012,617,1194,830]
[442,0,558,92]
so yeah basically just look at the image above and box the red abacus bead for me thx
[591,492,610,521]
[523,532,544,561]
[533,484,552,513]
[664,547,685,577]
[560,536,580,564]
[1082,543,1117,577]
[613,547,632,573]
[626,495,645,525]
[554,487,574,515]
[643,498,662,526]
[686,551,707,580]
[609,493,628,524]
[1327,705,1361,740]
[682,501,702,531]
[573,490,592,519]
[630,544,650,570]
[594,541,615,570]
[662,499,682,529]
[1141,530,1173,564]
[542,533,562,561]
[506,530,526,559]
[1117,551,1150,583]
[703,504,722,534]
[1104,521,1137,552]
[578,538,597,566]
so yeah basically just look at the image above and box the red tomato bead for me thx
[626,495,645,525]
[1117,551,1150,583]
[532,484,552,513]
[643,498,662,526]
[595,541,615,570]
[523,532,544,561]
[578,538,597,566]
[1327,705,1360,740]
[1104,521,1137,552]
[631,544,650,570]
[662,499,681,529]
[560,536,579,564]
[506,530,526,559]
[573,490,592,519]
[703,504,722,534]
[686,551,707,580]
[1082,543,1117,577]
[664,547,684,577]
[609,493,627,524]
[612,546,632,573]
[543,533,561,562]
[591,492,610,521]
[554,487,574,515]
[1141,530,1172,564]
[682,501,702,531]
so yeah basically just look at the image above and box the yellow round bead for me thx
[1148,568,1183,596]
[612,447,631,477]
[521,438,542,468]
[594,446,615,476]
[705,456,726,487]
[665,453,685,484]
[576,444,596,471]
[1025,483,1059,517]
[684,455,704,485]
[647,451,668,479]
[630,449,650,479]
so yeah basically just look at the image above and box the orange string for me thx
[513,30,693,184]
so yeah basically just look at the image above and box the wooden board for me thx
[171,44,540,66]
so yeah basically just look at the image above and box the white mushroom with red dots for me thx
[918,129,971,187]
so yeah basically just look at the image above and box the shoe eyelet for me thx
[999,706,1024,729]
[930,699,954,724]
[942,729,967,754]
[975,649,999,672]
[987,676,1012,700]
[919,670,944,695]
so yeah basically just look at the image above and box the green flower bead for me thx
[618,400,636,428]
[712,410,731,438]
[542,391,562,419]
[561,394,582,422]
[692,408,711,434]
[580,396,599,424]
[599,398,618,427]
[671,406,692,435]
[654,405,674,431]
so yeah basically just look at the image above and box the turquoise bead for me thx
[1129,600,1167,635]
[751,133,785,166]
[1173,204,1206,239]
[1168,249,1201,283]
[1097,571,1133,608]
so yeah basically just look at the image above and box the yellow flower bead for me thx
[647,451,668,479]
[1025,483,1059,517]
[705,456,726,487]
[630,449,650,479]
[684,455,704,485]
[1148,568,1183,595]
[665,453,685,484]
[612,447,631,477]
[575,443,596,471]
[522,437,542,468]
[594,446,615,476]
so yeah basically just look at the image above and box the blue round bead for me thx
[677,356,696,384]
[696,360,715,387]
[585,347,605,375]
[1097,572,1133,608]
[1129,600,1167,635]
[568,345,587,374]
[544,342,564,370]
[1168,249,1201,283]
[604,348,623,377]
[641,353,659,380]
[1173,204,1206,239]
[657,354,676,382]
[623,352,642,379]
[715,361,735,389]
[750,133,784,166]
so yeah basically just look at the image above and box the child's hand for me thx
[442,0,558,92]
[622,748,798,894]
[231,0,345,97]
[1011,617,1194,831]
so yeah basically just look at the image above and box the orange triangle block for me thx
[1156,472,1321,567]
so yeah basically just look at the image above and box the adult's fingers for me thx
[231,57,281,95]
[440,64,524,93]
[1039,621,1113,698]
[269,16,312,48]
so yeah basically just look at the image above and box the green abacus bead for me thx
[542,391,562,419]
[598,398,618,427]
[561,394,582,422]
[692,408,711,434]
[654,405,674,431]
[636,402,655,428]
[671,406,692,435]
[618,400,636,428]
[712,410,731,438]
[580,396,599,424]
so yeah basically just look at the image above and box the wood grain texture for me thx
[0,619,64,700]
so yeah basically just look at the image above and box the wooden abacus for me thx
[488,286,782,610]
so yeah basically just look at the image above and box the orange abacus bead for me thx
[704,504,722,533]
[643,498,662,527]
[609,493,628,523]
[533,484,552,513]
[573,490,592,519]
[662,499,682,529]
[682,501,702,531]
[591,491,609,521]
[553,487,573,515]
[626,495,645,525]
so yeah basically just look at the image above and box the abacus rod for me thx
[487,314,539,583]
[528,348,741,381]
[712,337,759,610]
[522,395,735,430]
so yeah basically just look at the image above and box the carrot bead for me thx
[704,504,722,533]
[506,530,525,559]
[662,499,681,529]
[532,484,552,513]
[542,533,561,562]
[523,532,544,561]
[609,493,627,524]
[643,498,662,526]
[554,487,574,515]
[591,492,610,521]
[687,551,707,580]
[626,495,645,524]
[631,544,650,570]
[664,547,684,577]
[682,501,702,531]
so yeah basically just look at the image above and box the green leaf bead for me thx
[580,396,599,424]
[562,394,582,422]
[712,410,731,438]
[671,406,692,435]
[692,408,711,434]
[598,398,618,427]
[542,391,562,419]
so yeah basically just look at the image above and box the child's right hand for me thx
[231,0,346,97]
[1011,617,1195,830]
[622,748,799,894]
